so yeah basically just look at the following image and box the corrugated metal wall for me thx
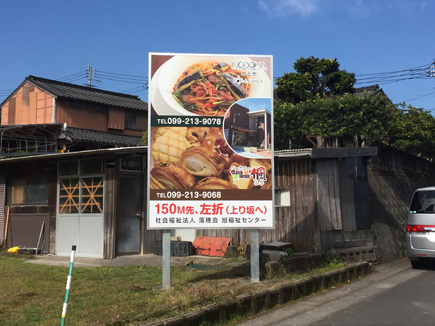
[197,158,317,248]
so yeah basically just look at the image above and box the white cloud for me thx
[347,0,379,18]
[394,0,427,16]
[242,5,252,16]
[258,0,428,20]
[258,0,320,18]
[347,0,427,19]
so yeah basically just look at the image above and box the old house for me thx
[0,76,156,258]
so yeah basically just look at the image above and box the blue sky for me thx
[1,0,434,111]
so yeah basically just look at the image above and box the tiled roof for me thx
[2,75,147,110]
[355,84,386,97]
[59,127,143,147]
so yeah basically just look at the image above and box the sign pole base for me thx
[250,229,260,283]
[162,230,171,289]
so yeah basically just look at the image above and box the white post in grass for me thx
[162,230,171,289]
[60,245,76,326]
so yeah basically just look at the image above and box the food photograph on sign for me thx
[150,55,271,117]
[148,53,273,229]
[150,126,271,190]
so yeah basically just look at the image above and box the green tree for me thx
[274,93,397,148]
[142,130,148,145]
[274,56,356,103]
[389,104,435,160]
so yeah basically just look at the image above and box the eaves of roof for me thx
[59,127,143,147]
[0,146,148,164]
[274,147,378,159]
[1,75,148,111]
[274,148,313,159]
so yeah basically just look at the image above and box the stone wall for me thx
[368,145,435,262]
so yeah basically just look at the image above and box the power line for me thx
[56,71,87,81]
[402,91,435,102]
[2,60,435,100]
[355,61,434,86]
[120,85,148,93]
[59,73,88,83]
[97,70,147,80]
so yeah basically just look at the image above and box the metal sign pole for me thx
[251,229,260,283]
[162,230,171,289]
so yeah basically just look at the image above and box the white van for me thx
[406,187,435,268]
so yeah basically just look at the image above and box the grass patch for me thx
[0,250,347,326]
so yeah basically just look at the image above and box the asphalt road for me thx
[236,258,432,326]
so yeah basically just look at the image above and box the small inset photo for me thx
[223,98,272,159]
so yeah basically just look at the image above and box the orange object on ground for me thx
[193,236,231,257]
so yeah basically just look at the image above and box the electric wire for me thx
[96,70,147,80]
[1,61,434,103]
[56,71,88,81]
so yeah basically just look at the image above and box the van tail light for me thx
[406,225,435,232]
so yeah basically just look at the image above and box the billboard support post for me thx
[162,230,171,289]
[251,229,260,283]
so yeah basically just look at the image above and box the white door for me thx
[57,176,104,258]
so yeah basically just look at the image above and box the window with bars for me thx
[58,159,104,214]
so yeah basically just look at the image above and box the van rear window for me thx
[410,190,435,213]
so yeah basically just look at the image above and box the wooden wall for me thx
[1,82,54,124]
[316,156,371,233]
[0,178,4,244]
[55,99,146,137]
[104,167,116,259]
[1,82,147,137]
[274,158,317,250]
[0,160,57,254]
[317,159,342,231]
[197,158,317,251]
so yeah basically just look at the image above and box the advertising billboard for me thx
[148,53,273,229]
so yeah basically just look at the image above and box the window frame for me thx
[58,158,104,215]
[124,111,137,130]
[275,188,291,207]
[7,175,49,206]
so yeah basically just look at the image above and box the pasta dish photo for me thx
[172,61,251,116]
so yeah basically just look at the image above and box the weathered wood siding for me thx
[0,160,56,253]
[317,157,370,233]
[339,158,356,231]
[0,177,5,243]
[1,82,54,124]
[55,100,146,136]
[197,158,317,249]
[317,159,342,231]
[353,157,370,230]
[274,158,316,246]
[104,167,116,259]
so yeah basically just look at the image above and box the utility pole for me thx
[85,61,100,87]
[431,61,435,77]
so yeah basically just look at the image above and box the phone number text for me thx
[151,115,223,127]
[156,191,221,199]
